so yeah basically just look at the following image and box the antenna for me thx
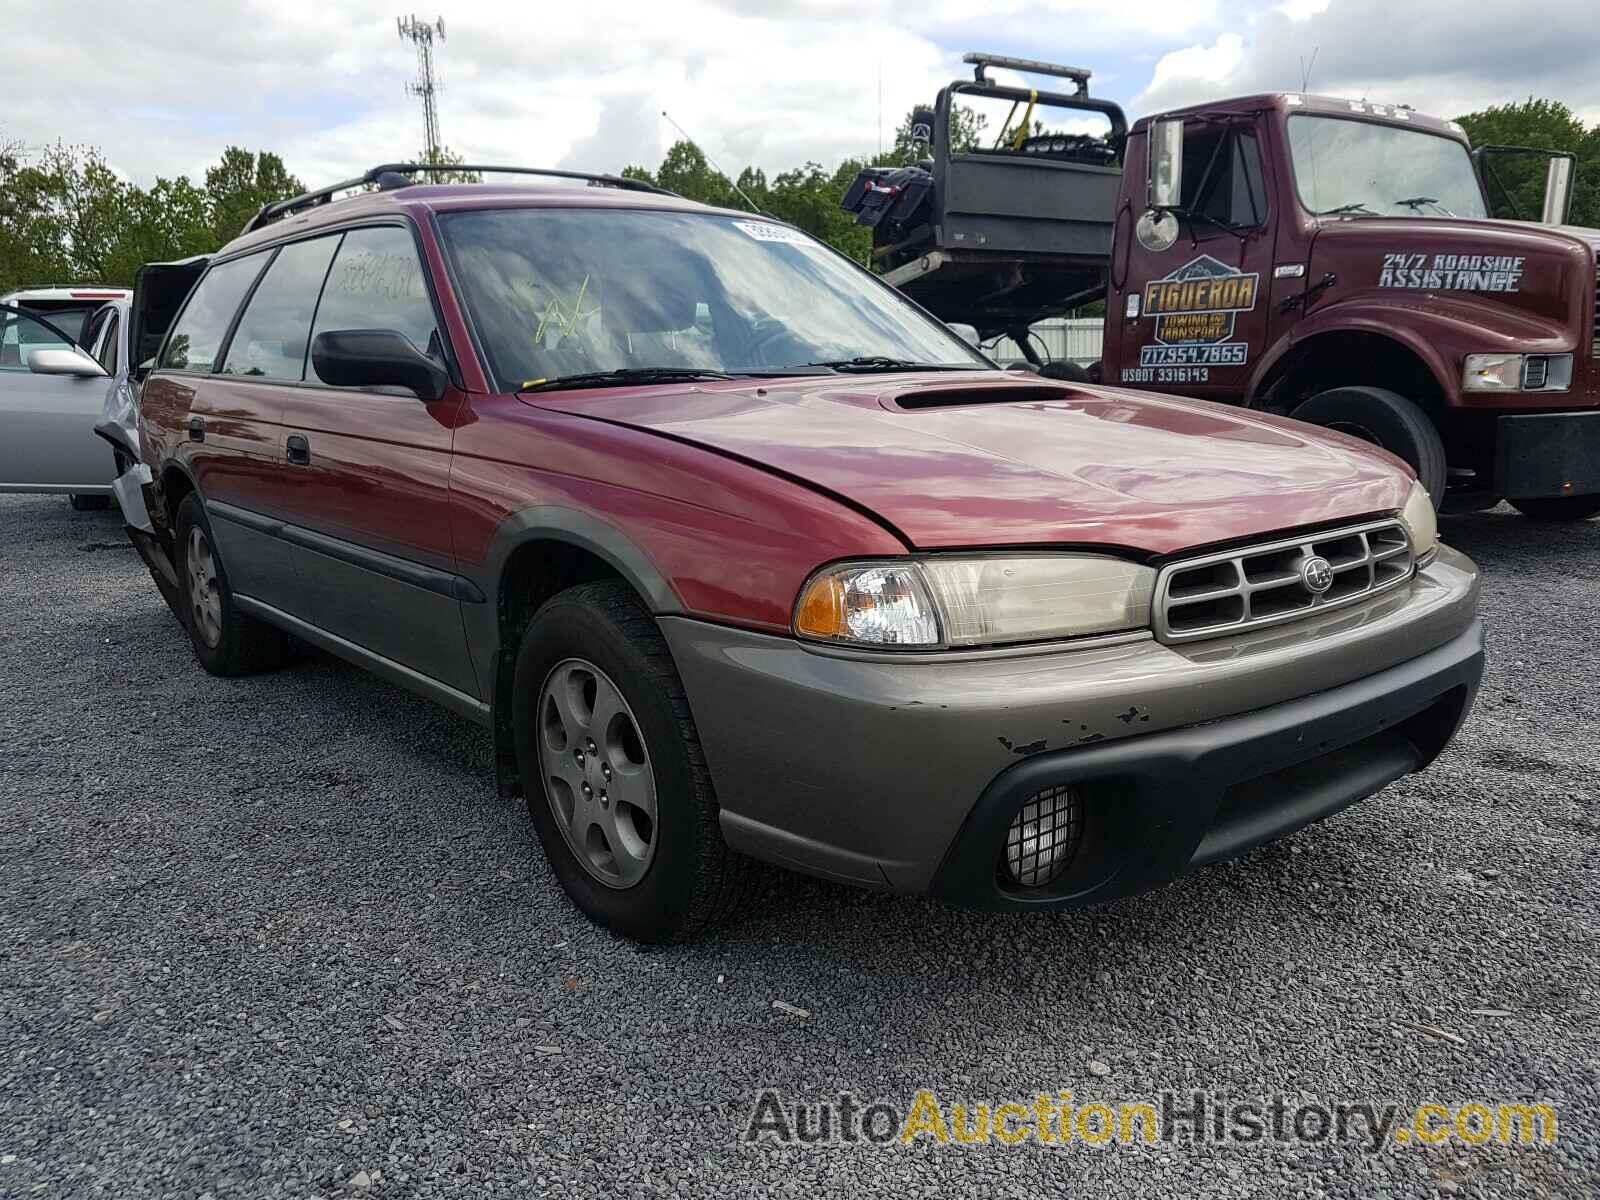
[1299,46,1319,93]
[659,110,761,213]
[397,14,447,159]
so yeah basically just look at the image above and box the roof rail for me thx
[241,164,679,235]
[963,52,1093,96]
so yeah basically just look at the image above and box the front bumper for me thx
[1494,409,1600,498]
[660,545,1482,904]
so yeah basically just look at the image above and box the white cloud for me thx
[1135,0,1600,121]
[4,0,1218,189]
[1140,34,1246,105]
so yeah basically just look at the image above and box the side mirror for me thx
[1147,117,1184,211]
[1473,145,1577,225]
[28,348,107,378]
[310,329,448,401]
[1541,154,1574,225]
[947,322,980,348]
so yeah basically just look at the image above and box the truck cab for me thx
[849,62,1600,519]
[1109,93,1598,518]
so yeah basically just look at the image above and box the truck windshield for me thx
[437,207,989,390]
[1286,115,1488,219]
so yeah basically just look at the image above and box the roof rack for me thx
[241,164,679,235]
[962,52,1093,97]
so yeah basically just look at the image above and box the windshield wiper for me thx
[1315,202,1380,217]
[1162,207,1252,240]
[519,367,735,393]
[804,356,979,374]
[1394,195,1453,215]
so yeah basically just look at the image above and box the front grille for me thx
[1592,255,1598,358]
[1153,518,1414,644]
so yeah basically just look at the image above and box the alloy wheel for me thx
[537,658,658,888]
[186,526,223,648]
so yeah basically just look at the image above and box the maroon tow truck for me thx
[846,53,1599,518]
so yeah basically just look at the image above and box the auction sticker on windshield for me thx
[734,221,816,246]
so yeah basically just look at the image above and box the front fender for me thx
[1249,293,1576,409]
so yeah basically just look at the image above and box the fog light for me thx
[1002,785,1084,887]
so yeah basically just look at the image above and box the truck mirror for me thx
[1148,118,1184,210]
[1541,155,1574,225]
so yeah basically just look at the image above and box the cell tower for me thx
[397,14,446,159]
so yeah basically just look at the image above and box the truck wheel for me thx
[1509,495,1600,522]
[511,580,753,943]
[69,494,112,511]
[1289,386,1447,508]
[173,493,288,676]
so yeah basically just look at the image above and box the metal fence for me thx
[984,318,1105,367]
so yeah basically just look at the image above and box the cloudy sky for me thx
[8,0,1598,188]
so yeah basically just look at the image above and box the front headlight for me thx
[794,556,1155,649]
[1463,352,1573,392]
[1399,479,1439,561]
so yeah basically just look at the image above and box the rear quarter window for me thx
[221,236,341,380]
[160,254,269,373]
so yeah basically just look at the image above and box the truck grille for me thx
[1592,255,1599,358]
[1153,519,1414,644]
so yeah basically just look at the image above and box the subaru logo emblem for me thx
[1300,555,1335,594]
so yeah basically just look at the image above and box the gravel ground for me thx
[1,493,1596,1199]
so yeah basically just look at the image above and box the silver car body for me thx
[0,300,128,497]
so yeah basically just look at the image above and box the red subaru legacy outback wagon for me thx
[124,165,1483,942]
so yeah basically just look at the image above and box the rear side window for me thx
[160,254,268,372]
[309,226,439,382]
[221,236,340,380]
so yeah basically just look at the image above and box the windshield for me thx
[437,208,988,389]
[1286,115,1488,219]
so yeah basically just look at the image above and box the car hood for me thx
[525,374,1413,556]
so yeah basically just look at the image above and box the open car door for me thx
[128,256,210,382]
[107,257,209,601]
[0,304,113,494]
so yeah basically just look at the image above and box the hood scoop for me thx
[888,383,1074,411]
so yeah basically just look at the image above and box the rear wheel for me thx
[173,493,288,676]
[69,494,112,511]
[511,580,752,942]
[1509,494,1600,522]
[1289,385,1447,508]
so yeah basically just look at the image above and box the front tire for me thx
[173,493,288,676]
[1289,385,1447,508]
[1509,494,1600,522]
[511,581,751,942]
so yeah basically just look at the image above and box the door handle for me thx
[1279,272,1337,314]
[286,434,311,466]
[187,415,205,442]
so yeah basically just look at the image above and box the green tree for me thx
[412,144,481,184]
[0,138,307,291]
[1457,98,1600,226]
[204,147,305,244]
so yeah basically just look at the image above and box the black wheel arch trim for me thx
[465,504,685,801]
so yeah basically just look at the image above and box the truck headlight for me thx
[795,556,1155,649]
[1463,352,1572,392]
[1399,480,1439,561]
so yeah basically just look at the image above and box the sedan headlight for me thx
[1399,479,1439,561]
[794,556,1155,649]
